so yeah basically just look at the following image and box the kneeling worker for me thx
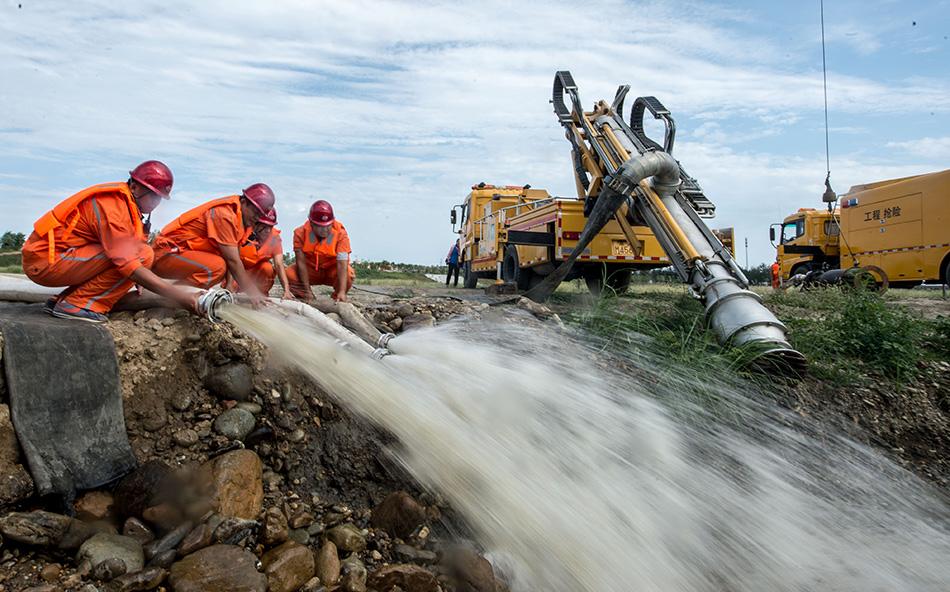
[286,200,355,302]
[22,161,202,322]
[152,183,275,307]
[232,210,294,298]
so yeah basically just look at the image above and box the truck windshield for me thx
[781,219,804,243]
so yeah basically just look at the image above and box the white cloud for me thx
[0,0,946,265]
[886,137,950,161]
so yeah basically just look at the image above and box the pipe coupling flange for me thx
[371,348,391,360]
[377,333,396,348]
[196,288,234,323]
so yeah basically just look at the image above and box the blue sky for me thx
[1,0,947,266]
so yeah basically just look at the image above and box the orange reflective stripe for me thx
[32,182,137,264]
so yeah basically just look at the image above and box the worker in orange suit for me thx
[230,210,293,298]
[771,261,781,289]
[152,183,276,307]
[21,161,202,323]
[286,200,355,302]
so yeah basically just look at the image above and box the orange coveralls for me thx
[233,229,284,294]
[152,196,250,288]
[286,220,355,299]
[22,183,153,314]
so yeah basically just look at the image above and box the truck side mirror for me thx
[769,227,775,242]
[450,210,457,225]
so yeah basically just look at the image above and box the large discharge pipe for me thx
[527,72,804,372]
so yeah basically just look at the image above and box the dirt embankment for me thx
[0,294,504,592]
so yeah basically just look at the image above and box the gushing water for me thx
[222,305,950,591]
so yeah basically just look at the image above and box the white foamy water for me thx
[222,305,950,592]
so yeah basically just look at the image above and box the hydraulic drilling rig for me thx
[527,71,804,371]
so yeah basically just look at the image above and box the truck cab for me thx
[771,208,840,281]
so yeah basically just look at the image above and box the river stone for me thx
[262,541,315,592]
[172,429,199,448]
[178,522,214,556]
[76,533,144,578]
[199,449,263,520]
[143,520,192,560]
[0,404,34,505]
[315,540,340,587]
[110,566,167,591]
[92,556,127,581]
[148,548,177,569]
[261,507,289,546]
[204,363,253,401]
[212,516,259,545]
[368,564,439,592]
[401,313,435,332]
[395,303,415,317]
[213,408,256,441]
[168,544,266,592]
[325,523,366,552]
[443,547,496,592]
[121,517,155,546]
[371,491,426,539]
[75,491,115,523]
[0,510,72,546]
[341,555,367,592]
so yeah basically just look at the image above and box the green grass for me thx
[0,265,23,274]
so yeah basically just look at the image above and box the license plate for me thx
[612,240,635,257]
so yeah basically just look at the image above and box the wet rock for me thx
[315,540,340,587]
[76,533,144,580]
[341,555,367,592]
[213,408,256,441]
[371,491,426,539]
[288,528,310,545]
[444,547,495,592]
[141,407,167,432]
[142,503,183,532]
[168,544,266,592]
[178,522,214,556]
[170,391,193,412]
[147,548,177,569]
[401,313,435,331]
[91,556,127,581]
[143,520,192,560]
[212,517,258,545]
[199,449,263,520]
[396,303,415,317]
[261,507,289,546]
[0,404,34,505]
[236,401,262,415]
[75,491,115,523]
[368,564,439,592]
[288,511,313,529]
[262,541,316,592]
[300,576,324,592]
[394,544,437,565]
[516,297,555,320]
[113,461,173,519]
[0,510,72,546]
[390,316,403,331]
[204,363,254,402]
[109,566,167,591]
[326,523,366,552]
[121,518,155,546]
[286,428,306,443]
[173,429,199,448]
[39,563,61,581]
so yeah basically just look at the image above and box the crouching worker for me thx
[230,210,294,298]
[152,183,275,308]
[286,200,355,302]
[22,161,202,322]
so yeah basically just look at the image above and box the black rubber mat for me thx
[0,303,136,504]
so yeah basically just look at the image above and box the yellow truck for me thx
[771,169,950,288]
[450,183,670,294]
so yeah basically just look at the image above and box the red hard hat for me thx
[258,208,277,226]
[129,160,173,199]
[242,183,276,215]
[309,200,334,227]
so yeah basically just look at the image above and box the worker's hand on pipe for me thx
[280,290,296,301]
[332,291,347,303]
[245,288,269,309]
[300,286,314,302]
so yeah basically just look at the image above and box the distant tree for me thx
[743,263,771,285]
[0,231,26,250]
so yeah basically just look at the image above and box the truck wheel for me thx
[605,269,632,295]
[503,245,534,291]
[584,265,630,297]
[462,262,478,289]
